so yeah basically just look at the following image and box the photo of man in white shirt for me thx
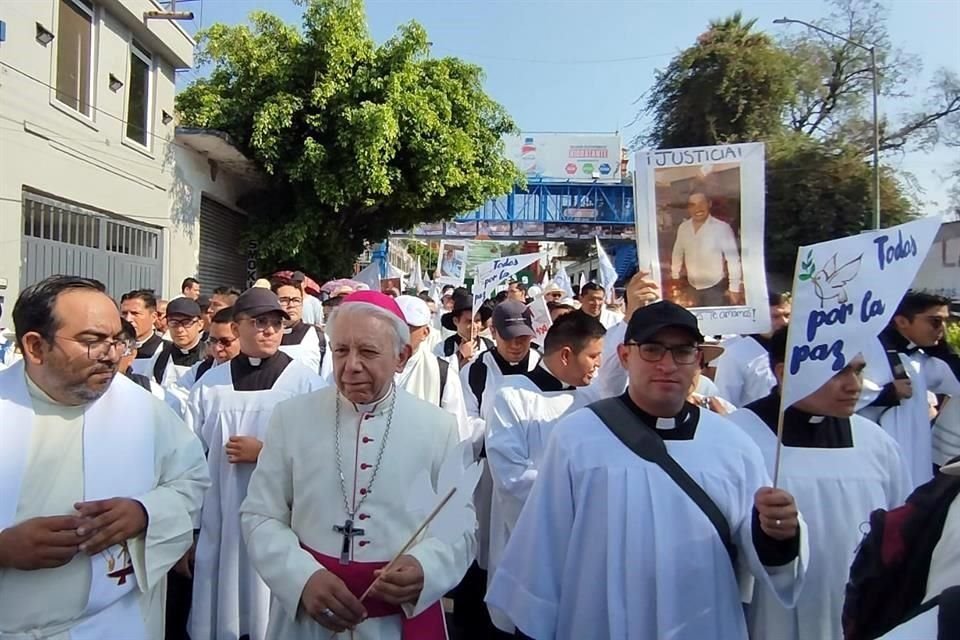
[670,188,744,307]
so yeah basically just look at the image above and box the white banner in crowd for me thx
[527,296,553,341]
[595,236,618,302]
[781,216,942,408]
[633,142,770,336]
[474,253,544,296]
[554,264,575,299]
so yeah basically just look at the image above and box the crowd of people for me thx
[0,267,958,640]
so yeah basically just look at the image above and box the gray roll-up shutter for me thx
[198,196,247,290]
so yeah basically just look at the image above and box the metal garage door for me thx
[198,196,247,291]
[21,192,162,298]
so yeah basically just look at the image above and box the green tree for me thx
[176,0,519,278]
[636,3,927,277]
[765,134,914,274]
[637,12,797,148]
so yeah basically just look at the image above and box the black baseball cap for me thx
[624,301,704,345]
[233,288,290,320]
[166,297,202,318]
[493,300,535,339]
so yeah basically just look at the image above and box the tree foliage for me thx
[176,0,519,278]
[639,13,797,148]
[634,0,950,276]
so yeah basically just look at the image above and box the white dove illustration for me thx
[811,253,863,307]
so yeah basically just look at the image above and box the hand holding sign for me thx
[772,216,941,485]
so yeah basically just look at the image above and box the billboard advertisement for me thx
[504,133,622,183]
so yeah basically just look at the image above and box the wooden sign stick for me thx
[359,487,458,602]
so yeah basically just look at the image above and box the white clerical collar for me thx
[342,385,395,415]
[808,415,825,424]
[248,357,263,367]
[539,362,566,387]
[136,334,154,348]
[178,337,201,354]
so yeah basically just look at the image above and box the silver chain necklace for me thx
[334,389,395,519]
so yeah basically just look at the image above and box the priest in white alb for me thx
[728,327,909,640]
[487,301,808,640]
[0,276,209,640]
[187,288,325,640]
[240,291,476,639]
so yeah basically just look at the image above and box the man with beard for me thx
[186,288,325,640]
[240,291,474,639]
[0,276,209,639]
[120,289,167,377]
[485,311,606,635]
[152,297,205,388]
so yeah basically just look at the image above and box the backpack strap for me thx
[152,343,174,385]
[588,397,737,566]
[468,358,488,413]
[437,357,450,405]
[314,325,327,366]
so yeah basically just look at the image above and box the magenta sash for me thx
[300,544,447,640]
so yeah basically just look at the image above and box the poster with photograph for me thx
[437,241,467,285]
[513,221,545,237]
[445,221,478,237]
[477,221,512,238]
[633,142,770,335]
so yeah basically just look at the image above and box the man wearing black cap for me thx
[152,296,205,387]
[435,292,493,368]
[487,301,807,640]
[186,287,325,640]
[484,311,606,635]
[453,299,542,639]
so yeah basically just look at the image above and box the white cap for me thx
[396,295,431,327]
[544,282,564,294]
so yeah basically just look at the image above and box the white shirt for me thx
[714,335,777,408]
[671,215,743,291]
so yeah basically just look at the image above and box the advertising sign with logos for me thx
[504,133,622,183]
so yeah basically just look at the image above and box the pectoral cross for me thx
[333,518,364,565]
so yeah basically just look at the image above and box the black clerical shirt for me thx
[230,352,293,391]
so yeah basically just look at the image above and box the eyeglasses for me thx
[625,342,700,365]
[167,318,200,329]
[55,335,136,360]
[244,316,284,332]
[277,297,303,307]
[206,336,238,348]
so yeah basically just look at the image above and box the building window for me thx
[125,40,152,146]
[55,0,94,117]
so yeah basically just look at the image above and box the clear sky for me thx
[180,0,960,215]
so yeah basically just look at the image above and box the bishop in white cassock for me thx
[395,295,470,440]
[240,291,475,639]
[727,329,909,640]
[484,311,606,633]
[487,301,808,640]
[0,276,209,640]
[187,288,325,640]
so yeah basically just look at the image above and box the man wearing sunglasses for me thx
[860,290,960,488]
[487,301,806,640]
[151,297,206,388]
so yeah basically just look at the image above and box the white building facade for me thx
[0,0,256,307]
